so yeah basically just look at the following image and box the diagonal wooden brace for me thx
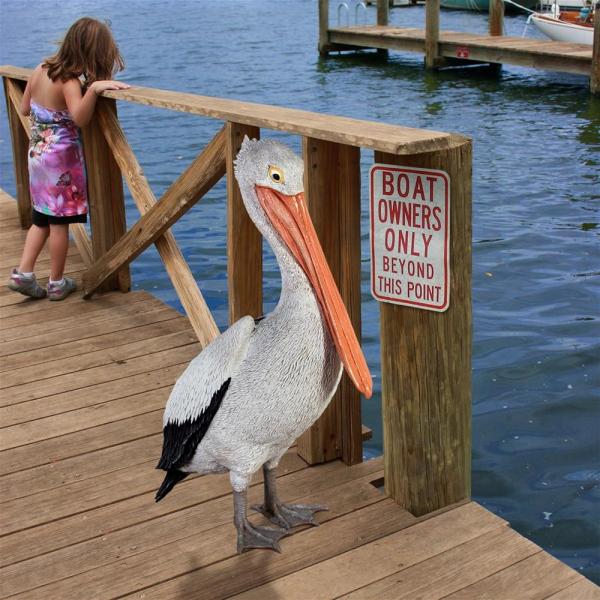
[82,126,227,300]
[96,103,219,346]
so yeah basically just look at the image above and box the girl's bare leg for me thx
[49,223,69,281]
[18,224,49,273]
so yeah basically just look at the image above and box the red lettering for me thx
[384,228,395,251]
[382,172,394,195]
[426,176,437,202]
[378,199,388,223]
[412,176,425,201]
[398,173,410,198]
[432,207,442,231]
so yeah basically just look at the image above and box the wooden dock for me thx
[1,190,598,599]
[328,25,594,75]
[319,0,600,93]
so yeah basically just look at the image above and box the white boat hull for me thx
[531,14,593,45]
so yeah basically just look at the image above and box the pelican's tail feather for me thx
[155,469,188,502]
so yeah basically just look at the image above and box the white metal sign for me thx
[370,163,450,312]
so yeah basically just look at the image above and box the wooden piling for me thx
[2,78,31,229]
[425,0,442,69]
[81,98,130,293]
[592,9,600,95]
[226,122,263,323]
[298,139,363,466]
[377,0,389,25]
[375,140,473,517]
[489,0,504,37]
[377,0,390,57]
[319,0,330,56]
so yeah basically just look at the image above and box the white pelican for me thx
[156,138,372,553]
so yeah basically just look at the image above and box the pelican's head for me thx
[234,137,372,399]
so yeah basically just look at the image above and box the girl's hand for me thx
[90,80,131,94]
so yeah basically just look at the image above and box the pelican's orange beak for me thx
[256,185,372,398]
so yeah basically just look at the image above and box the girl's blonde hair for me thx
[43,17,125,87]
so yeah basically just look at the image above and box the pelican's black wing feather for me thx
[156,378,231,471]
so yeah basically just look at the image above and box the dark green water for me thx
[1,0,598,583]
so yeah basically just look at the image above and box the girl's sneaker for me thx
[7,269,47,299]
[48,276,77,301]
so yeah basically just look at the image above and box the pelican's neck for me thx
[272,230,321,317]
[240,183,321,317]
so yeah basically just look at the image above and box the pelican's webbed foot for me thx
[237,519,288,554]
[234,488,287,554]
[252,463,328,529]
[253,501,328,529]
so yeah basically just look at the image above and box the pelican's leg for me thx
[253,463,328,529]
[231,471,287,554]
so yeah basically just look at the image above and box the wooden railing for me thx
[1,64,472,517]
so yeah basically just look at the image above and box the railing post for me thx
[298,138,363,465]
[375,139,472,517]
[425,0,441,69]
[319,0,330,56]
[592,10,600,95]
[2,77,31,229]
[226,122,263,324]
[81,97,130,293]
[489,0,504,36]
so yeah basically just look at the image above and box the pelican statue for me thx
[155,137,372,553]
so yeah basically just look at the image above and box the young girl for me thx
[8,17,130,301]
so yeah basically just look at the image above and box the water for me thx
[1,0,598,583]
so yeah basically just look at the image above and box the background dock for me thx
[319,0,599,93]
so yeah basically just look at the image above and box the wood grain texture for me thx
[81,97,130,292]
[425,0,441,68]
[2,78,31,228]
[377,0,389,26]
[297,138,363,466]
[231,502,507,600]
[376,140,472,517]
[226,122,262,324]
[443,550,582,599]
[0,449,306,571]
[96,102,219,346]
[117,498,410,600]
[489,0,505,37]
[546,579,600,599]
[318,0,330,54]
[82,126,226,298]
[0,67,468,155]
[1,460,379,597]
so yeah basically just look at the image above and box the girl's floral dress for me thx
[28,102,88,217]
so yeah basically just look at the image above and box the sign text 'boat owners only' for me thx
[370,163,450,312]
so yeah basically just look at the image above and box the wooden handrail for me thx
[82,126,227,298]
[0,65,468,155]
[96,103,219,346]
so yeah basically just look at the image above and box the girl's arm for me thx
[63,78,130,128]
[20,79,32,116]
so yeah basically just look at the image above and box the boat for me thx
[539,0,590,10]
[528,8,594,44]
[440,0,539,13]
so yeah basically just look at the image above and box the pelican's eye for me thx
[268,165,285,185]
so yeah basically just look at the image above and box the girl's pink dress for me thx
[28,102,88,217]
